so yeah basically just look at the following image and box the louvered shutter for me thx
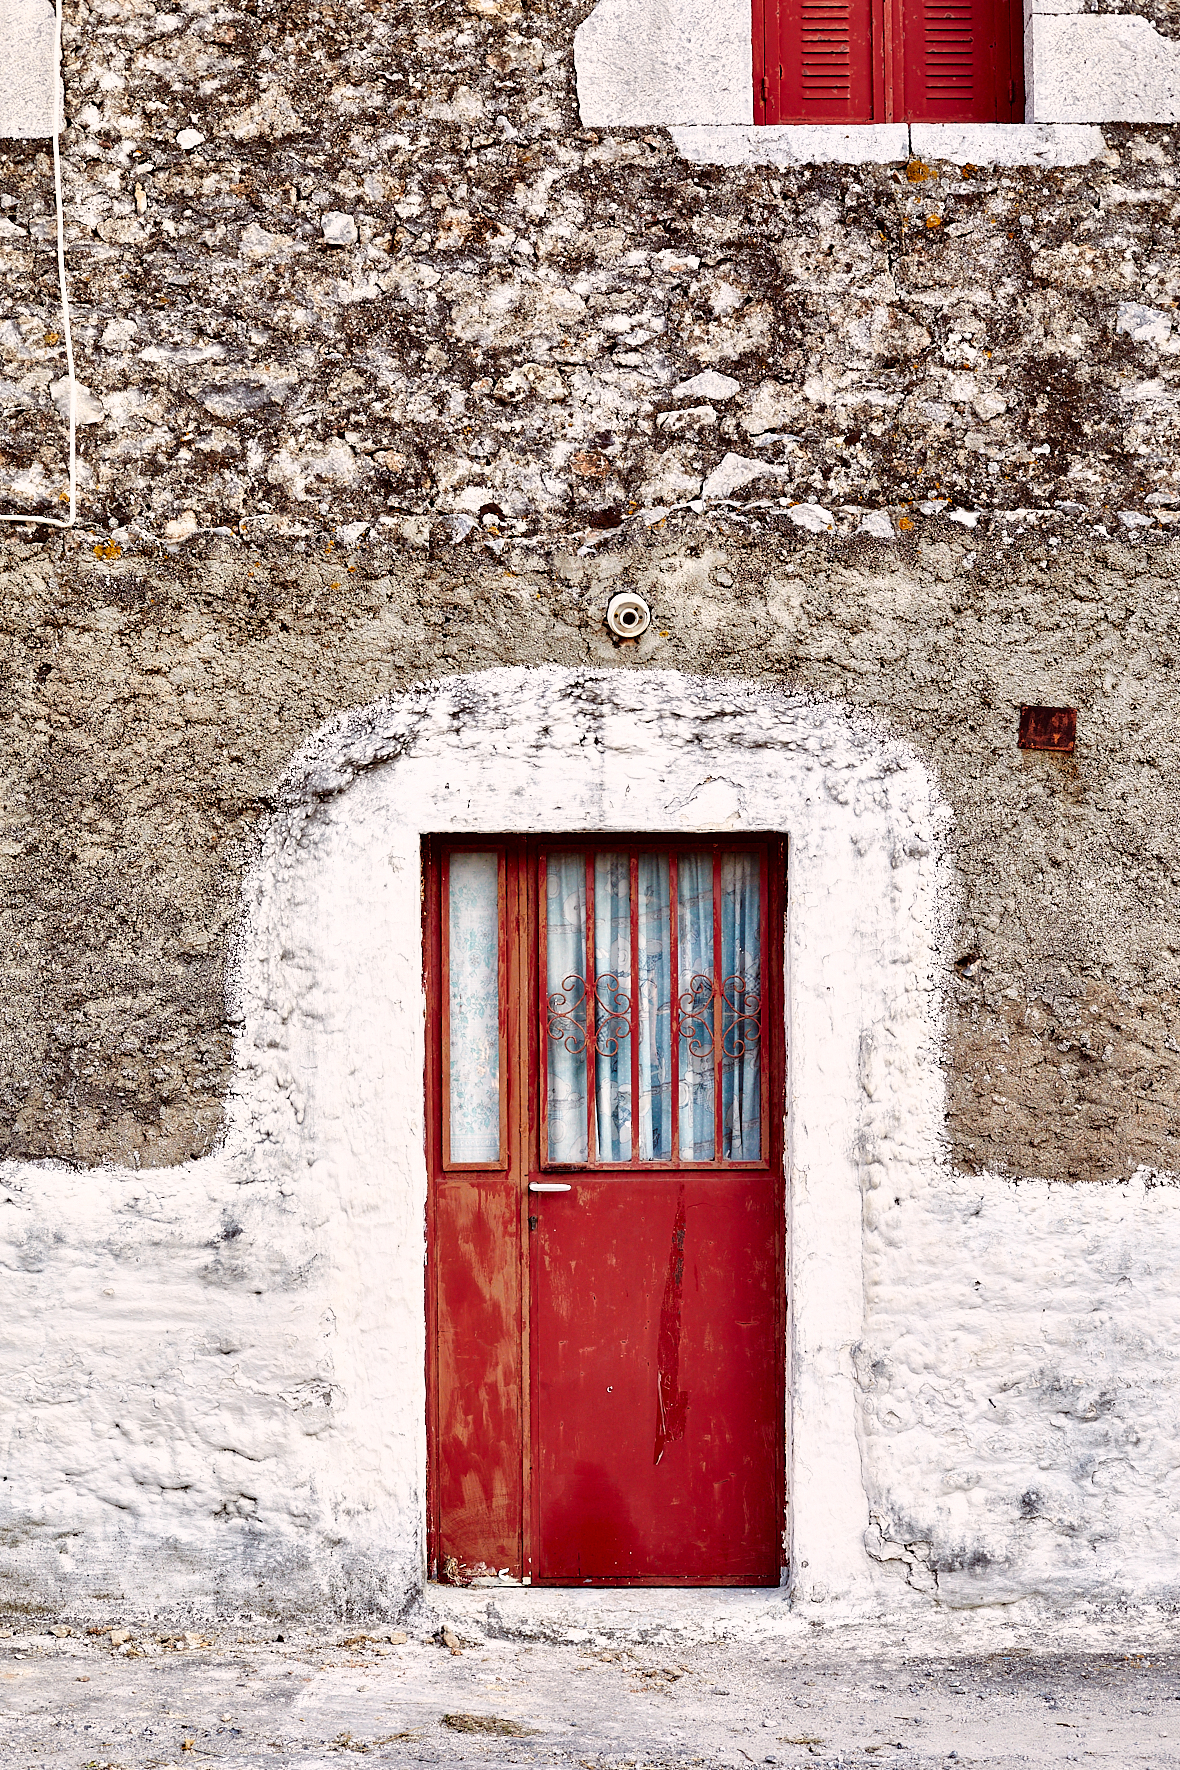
[898,0,1018,121]
[762,0,875,124]
[752,0,1021,124]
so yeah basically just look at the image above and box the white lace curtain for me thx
[447,851,501,1164]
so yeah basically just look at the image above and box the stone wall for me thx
[2,6,1180,529]
[2,523,1179,1186]
[2,0,1180,1177]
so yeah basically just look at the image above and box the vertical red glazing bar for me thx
[538,850,549,1168]
[515,847,533,1583]
[496,850,508,1169]
[424,842,440,1575]
[629,851,640,1165]
[526,843,544,1576]
[585,848,597,1167]
[668,850,679,1167]
[440,851,452,1169]
[759,846,770,1166]
[712,845,724,1166]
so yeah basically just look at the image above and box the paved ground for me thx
[3,1604,1179,1769]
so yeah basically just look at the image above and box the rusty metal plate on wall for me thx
[1018,705,1077,754]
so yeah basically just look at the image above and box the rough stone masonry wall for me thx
[3,527,1180,1191]
[3,0,1180,1186]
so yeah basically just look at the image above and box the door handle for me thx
[529,1182,572,1192]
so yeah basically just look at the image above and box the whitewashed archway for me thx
[234,667,951,1612]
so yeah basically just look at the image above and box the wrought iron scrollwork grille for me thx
[546,973,632,1057]
[720,975,761,1059]
[678,973,715,1059]
[675,974,761,1059]
[593,973,631,1056]
[546,973,589,1055]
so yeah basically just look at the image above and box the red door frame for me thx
[425,841,528,1582]
[752,0,1024,124]
[424,836,788,1588]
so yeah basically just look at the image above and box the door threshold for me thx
[420,1580,803,1647]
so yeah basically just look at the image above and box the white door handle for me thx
[529,1182,572,1192]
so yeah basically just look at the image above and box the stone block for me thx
[910,122,1106,165]
[575,0,752,127]
[0,0,58,139]
[1030,14,1180,123]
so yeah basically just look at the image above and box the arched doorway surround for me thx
[232,666,950,1610]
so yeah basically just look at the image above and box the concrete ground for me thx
[3,1592,1179,1770]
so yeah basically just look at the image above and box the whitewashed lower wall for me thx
[861,1169,1180,1608]
[3,668,1180,1623]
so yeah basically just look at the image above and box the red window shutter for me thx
[752,0,1021,124]
[760,0,875,124]
[897,0,1019,121]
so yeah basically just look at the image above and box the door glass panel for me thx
[721,852,762,1159]
[447,851,501,1164]
[677,851,715,1161]
[637,853,672,1159]
[543,844,768,1167]
[593,851,632,1163]
[545,853,589,1163]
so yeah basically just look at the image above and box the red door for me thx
[754,0,1022,122]
[425,840,786,1587]
[535,1179,782,1583]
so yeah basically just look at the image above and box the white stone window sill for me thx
[669,122,1108,167]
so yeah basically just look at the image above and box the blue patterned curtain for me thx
[721,852,761,1159]
[543,846,762,1166]
[593,851,632,1162]
[545,853,588,1163]
[676,852,715,1161]
[637,854,672,1159]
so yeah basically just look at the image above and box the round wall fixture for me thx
[605,590,651,639]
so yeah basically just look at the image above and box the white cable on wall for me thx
[1,0,76,532]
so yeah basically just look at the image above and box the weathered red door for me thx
[534,1179,782,1583]
[425,840,786,1587]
